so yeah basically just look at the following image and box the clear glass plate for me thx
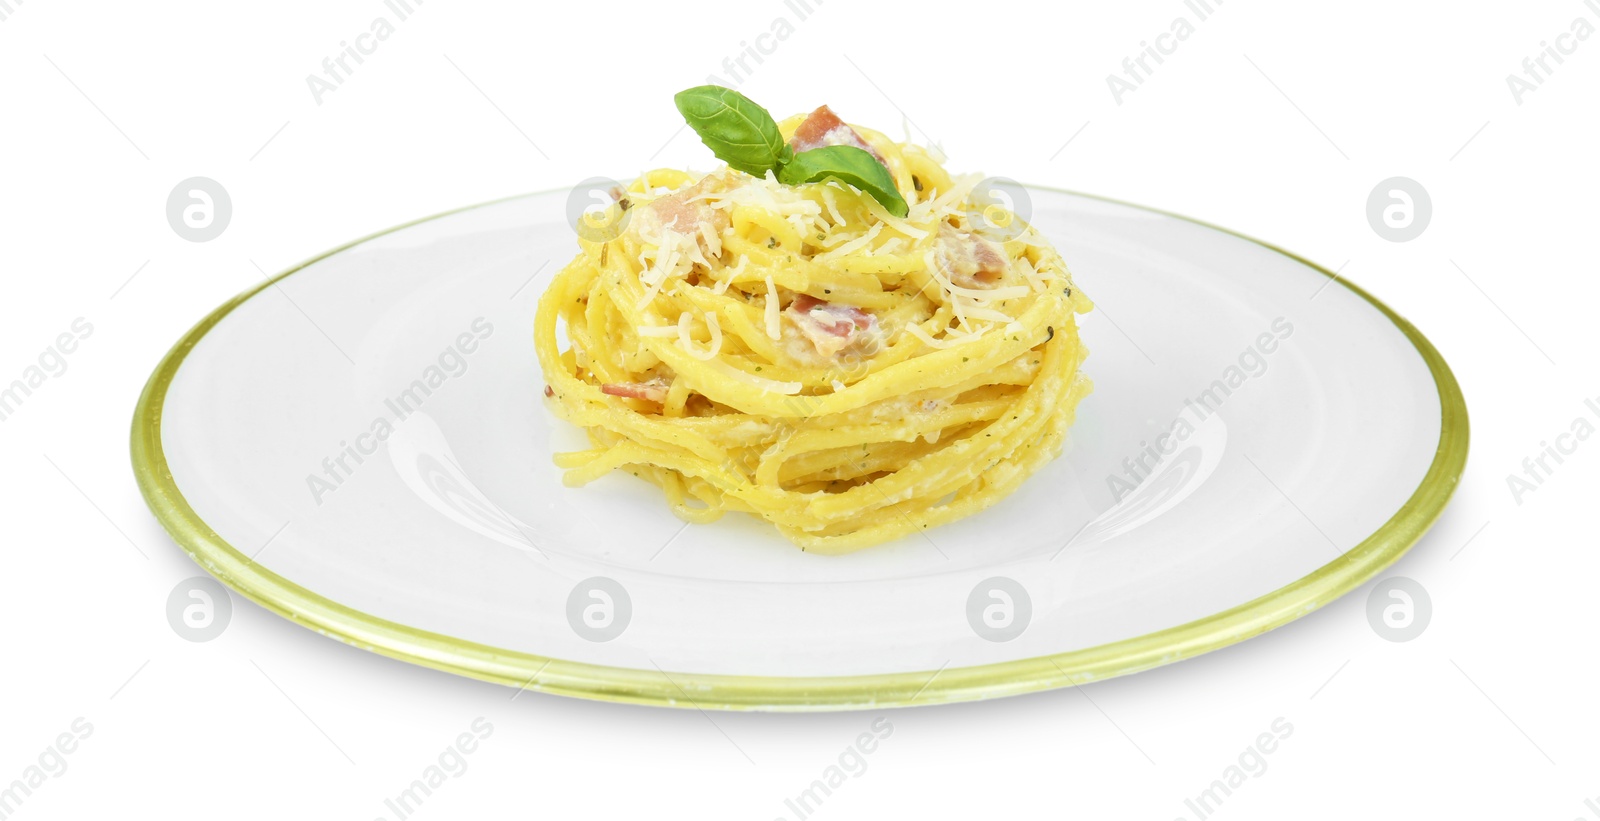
[132,187,1467,710]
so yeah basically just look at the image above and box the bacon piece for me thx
[936,224,1008,289]
[600,378,669,403]
[786,294,876,357]
[646,176,729,245]
[789,105,886,165]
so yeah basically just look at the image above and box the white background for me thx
[2,0,1597,818]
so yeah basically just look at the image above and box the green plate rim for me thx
[130,186,1469,711]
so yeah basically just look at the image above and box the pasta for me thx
[535,105,1092,553]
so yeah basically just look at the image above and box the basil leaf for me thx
[673,86,791,178]
[776,145,909,217]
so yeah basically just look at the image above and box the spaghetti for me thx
[535,105,1092,553]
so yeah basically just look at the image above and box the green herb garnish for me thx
[673,85,909,217]
[672,85,792,177]
[776,145,905,217]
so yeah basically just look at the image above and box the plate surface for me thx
[132,187,1467,710]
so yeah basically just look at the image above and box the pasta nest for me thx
[535,115,1092,553]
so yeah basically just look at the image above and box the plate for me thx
[131,187,1467,710]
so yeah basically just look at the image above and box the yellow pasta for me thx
[535,110,1093,553]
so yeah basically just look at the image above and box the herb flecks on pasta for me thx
[534,89,1092,553]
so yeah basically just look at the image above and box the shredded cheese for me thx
[764,275,781,341]
[677,311,723,361]
[816,222,883,261]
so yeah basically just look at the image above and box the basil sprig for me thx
[673,85,909,217]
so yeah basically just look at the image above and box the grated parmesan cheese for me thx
[957,303,1020,324]
[764,275,780,341]
[864,197,929,239]
[815,223,883,261]
[714,256,748,295]
[820,186,845,226]
[905,322,985,349]
[677,311,723,361]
